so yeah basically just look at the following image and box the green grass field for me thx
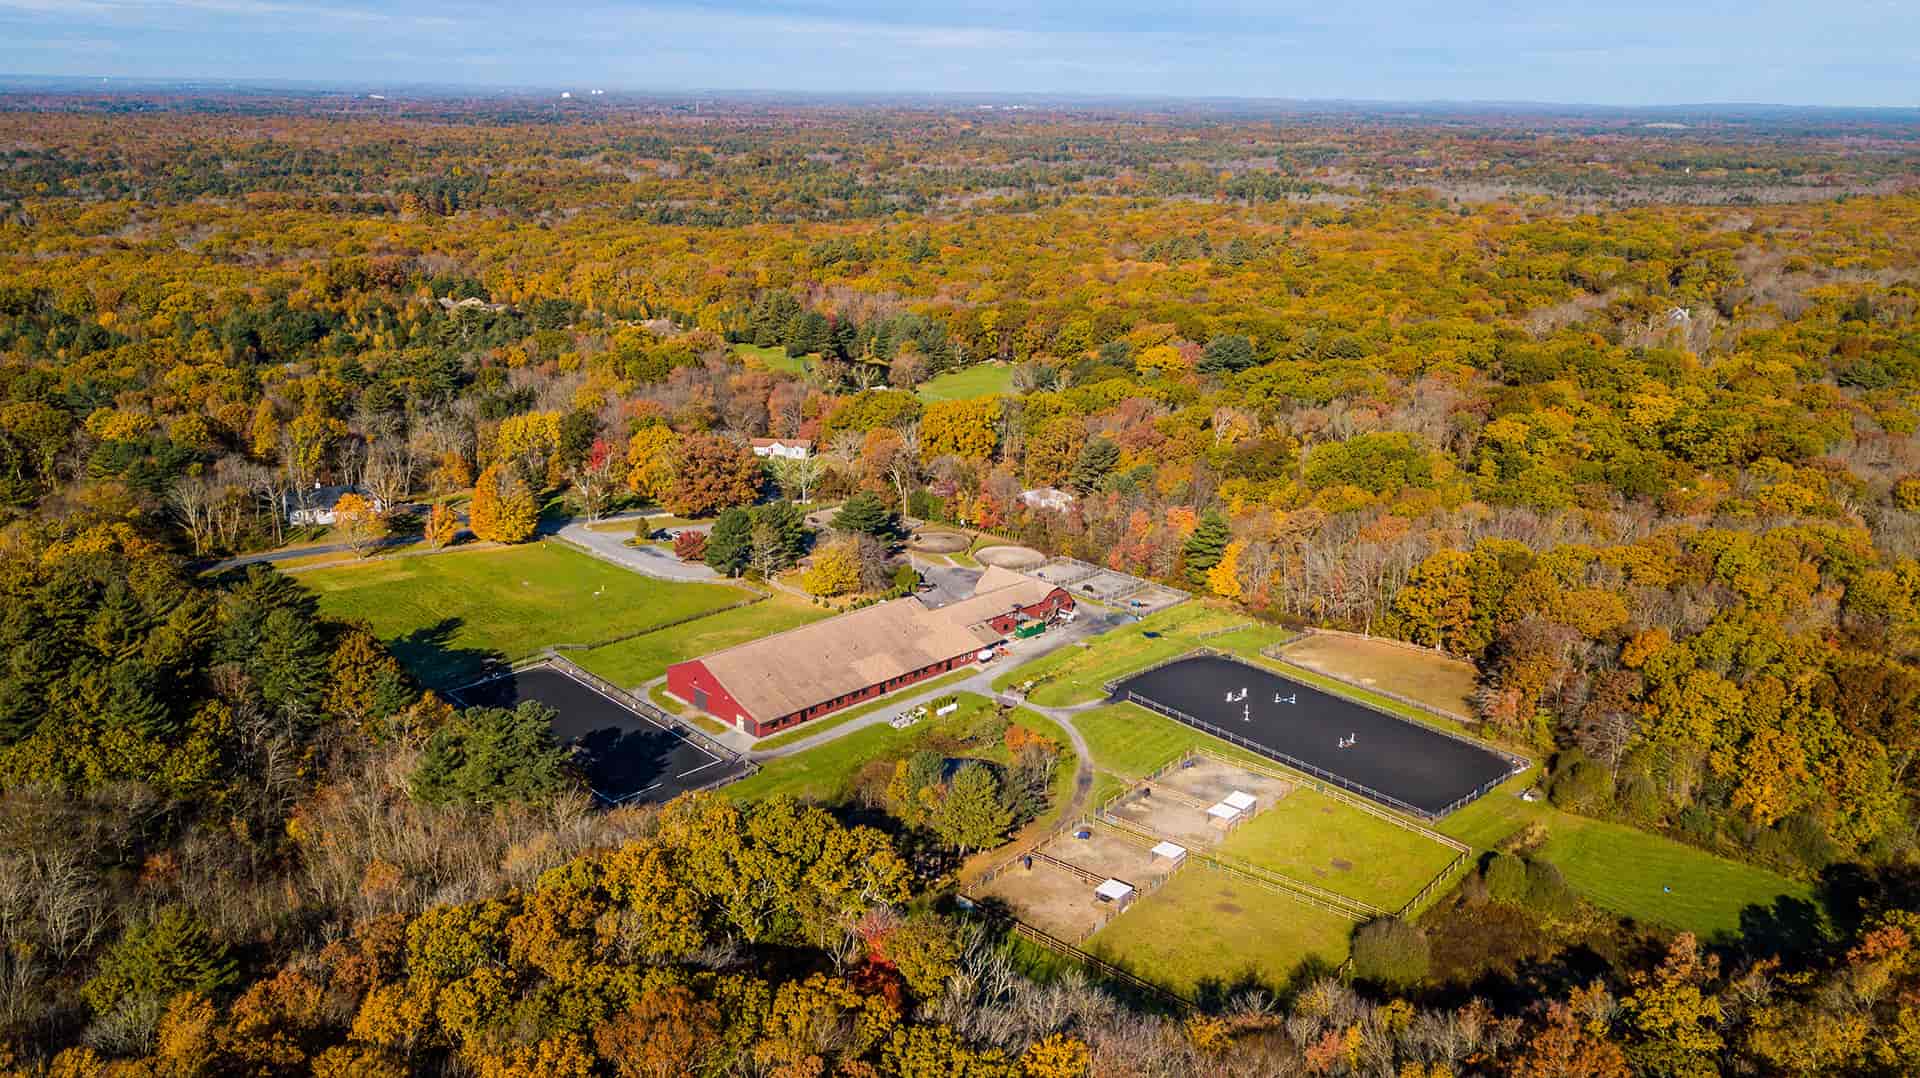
[916,363,1015,402]
[1073,702,1246,778]
[992,604,1250,706]
[728,694,1071,806]
[1441,773,1812,938]
[1086,868,1354,995]
[1217,787,1460,911]
[734,342,811,375]
[301,542,744,688]
[1077,698,1801,939]
[570,590,831,688]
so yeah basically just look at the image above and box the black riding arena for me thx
[1113,653,1519,818]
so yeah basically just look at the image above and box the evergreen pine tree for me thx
[934,763,1014,855]
[704,508,754,576]
[82,906,237,1015]
[1197,333,1257,374]
[1183,510,1232,584]
[833,491,896,538]
[1068,436,1120,494]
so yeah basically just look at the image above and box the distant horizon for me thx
[2,73,1917,119]
[0,1,1914,112]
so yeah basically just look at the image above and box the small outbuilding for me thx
[1206,800,1246,828]
[1149,841,1188,866]
[1093,878,1136,909]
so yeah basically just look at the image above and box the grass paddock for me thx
[915,363,1014,401]
[571,589,831,688]
[302,541,743,688]
[1086,867,1354,995]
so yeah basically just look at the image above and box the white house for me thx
[285,484,383,526]
[1020,487,1075,512]
[750,438,813,460]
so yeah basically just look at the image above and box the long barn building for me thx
[667,566,1073,738]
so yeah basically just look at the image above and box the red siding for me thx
[665,660,755,730]
[986,588,1074,634]
[670,586,1073,740]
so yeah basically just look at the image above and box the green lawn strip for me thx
[750,667,978,751]
[734,342,812,375]
[642,514,716,529]
[915,364,1014,402]
[1085,867,1354,995]
[302,541,743,688]
[1439,774,1811,937]
[992,604,1248,706]
[1073,702,1273,779]
[569,591,831,688]
[1215,787,1460,911]
[730,692,1005,803]
[1088,771,1130,812]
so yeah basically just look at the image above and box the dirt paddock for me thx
[1277,632,1479,719]
[908,530,970,553]
[976,545,1047,569]
[1106,790,1238,848]
[975,859,1115,941]
[1156,756,1294,808]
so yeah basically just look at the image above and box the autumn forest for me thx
[1,90,1919,1076]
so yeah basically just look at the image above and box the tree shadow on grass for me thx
[1733,894,1831,961]
[388,616,505,692]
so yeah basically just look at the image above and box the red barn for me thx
[666,566,1072,738]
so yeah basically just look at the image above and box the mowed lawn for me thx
[1442,772,1813,939]
[733,342,810,375]
[1087,868,1354,995]
[302,542,744,688]
[1074,702,1240,778]
[571,589,831,688]
[1217,787,1461,911]
[994,604,1251,707]
[916,363,1014,402]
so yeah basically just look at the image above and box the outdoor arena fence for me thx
[1006,921,1189,1008]
[1237,648,1533,783]
[1088,817,1382,923]
[534,653,757,796]
[1101,647,1225,698]
[1189,748,1469,854]
[1123,692,1451,819]
[1257,638,1474,729]
[1397,850,1473,920]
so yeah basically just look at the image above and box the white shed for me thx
[1093,878,1136,908]
[1223,790,1258,813]
[1206,800,1245,827]
[1149,841,1188,865]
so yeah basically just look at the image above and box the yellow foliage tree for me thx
[626,425,677,503]
[332,492,387,557]
[1135,343,1187,376]
[469,464,538,544]
[801,538,862,597]
[1206,539,1245,600]
[1021,1033,1092,1077]
[424,501,460,549]
[921,398,1000,459]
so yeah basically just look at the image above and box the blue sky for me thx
[0,0,1915,107]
